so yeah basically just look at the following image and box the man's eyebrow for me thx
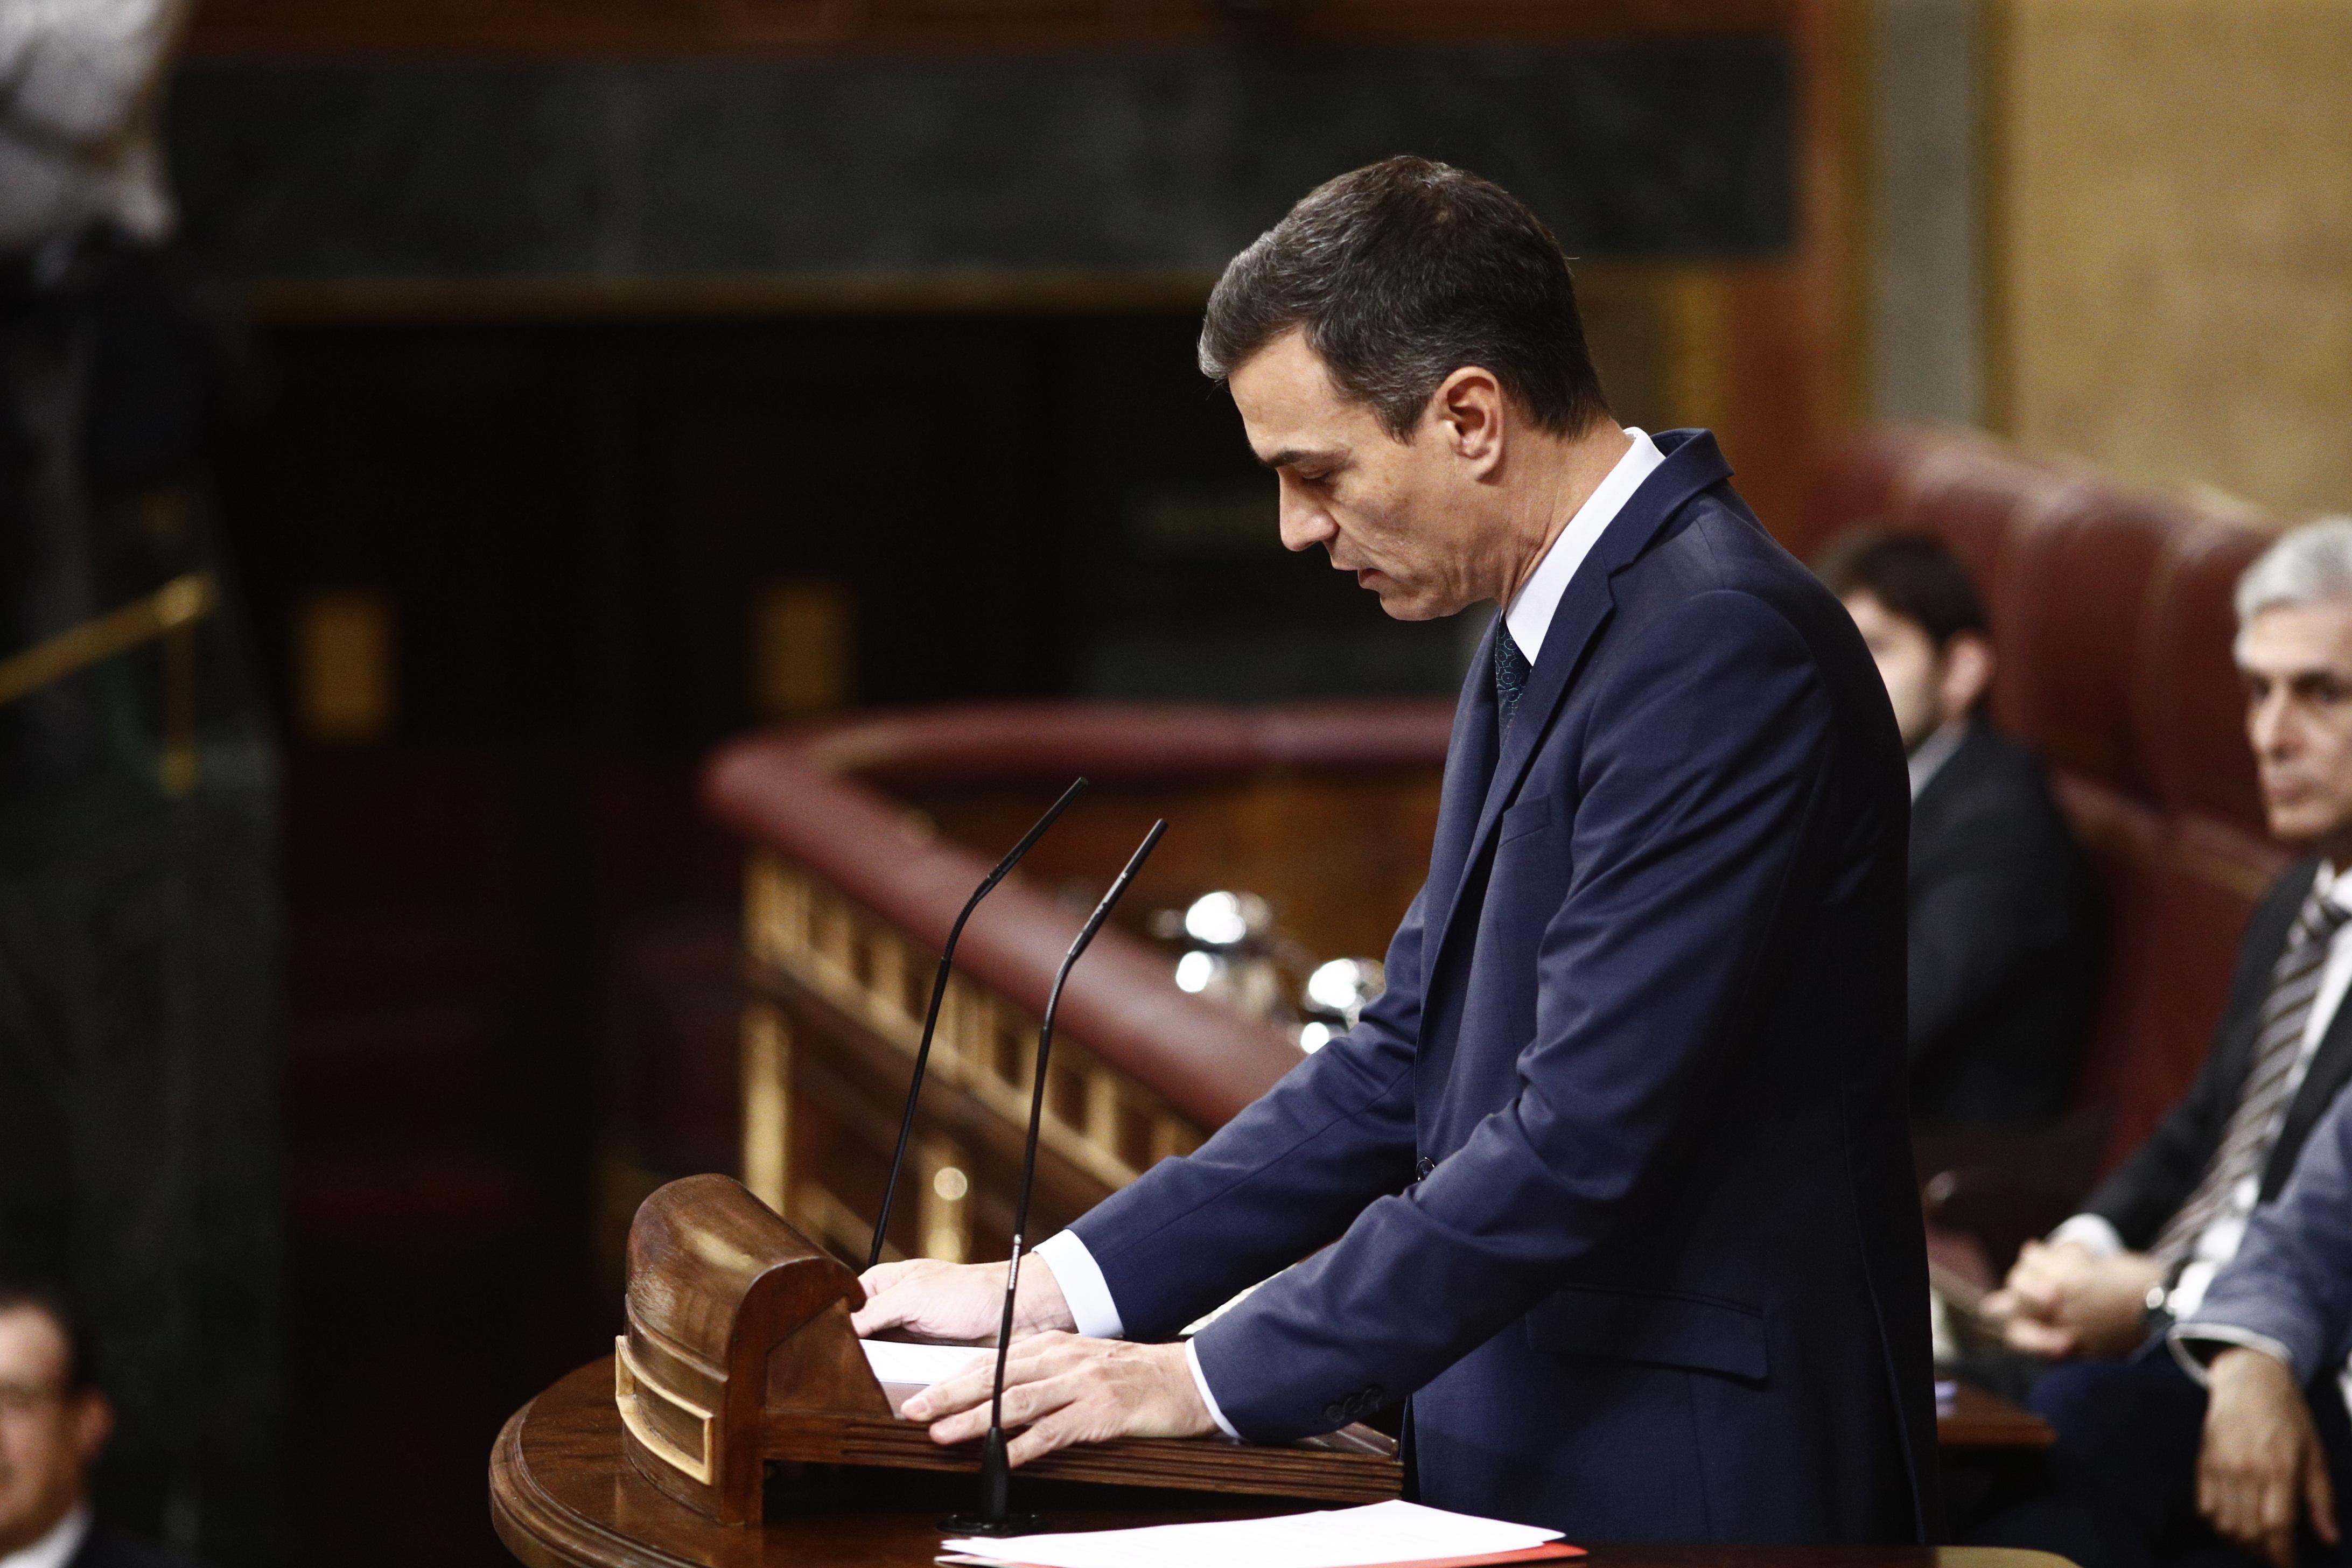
[1258,447,1343,471]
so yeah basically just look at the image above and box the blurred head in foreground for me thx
[0,1285,110,1556]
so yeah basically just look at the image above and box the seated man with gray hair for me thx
[1983,517,2352,1369]
[1975,516,2352,1565]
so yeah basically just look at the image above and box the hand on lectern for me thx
[851,1255,1079,1343]
[901,1332,1216,1465]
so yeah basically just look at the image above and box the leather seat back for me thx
[1799,426,2288,1167]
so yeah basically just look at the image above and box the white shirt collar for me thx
[1907,718,1971,801]
[1503,428,1668,664]
[1,1504,90,1568]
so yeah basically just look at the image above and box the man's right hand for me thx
[850,1255,1079,1343]
[1980,1240,2162,1359]
[2199,1345,2339,1568]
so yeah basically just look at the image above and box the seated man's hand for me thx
[2199,1346,2340,1568]
[901,1333,1215,1465]
[1980,1240,2161,1358]
[850,1256,1079,1344]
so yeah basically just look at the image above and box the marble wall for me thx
[166,47,1794,285]
[1990,0,2352,517]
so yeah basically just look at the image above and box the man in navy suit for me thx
[854,156,1936,1544]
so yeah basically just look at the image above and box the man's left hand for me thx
[2199,1345,2340,1568]
[899,1333,1216,1466]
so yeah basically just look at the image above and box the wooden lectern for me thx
[615,1174,1401,1525]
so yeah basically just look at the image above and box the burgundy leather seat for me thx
[1799,427,2289,1172]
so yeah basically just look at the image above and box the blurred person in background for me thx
[1817,529,2101,1128]
[2,9,268,1561]
[0,1286,193,1568]
[1984,520,2352,1368]
[1,0,216,796]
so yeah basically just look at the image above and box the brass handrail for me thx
[0,572,218,794]
[0,573,215,706]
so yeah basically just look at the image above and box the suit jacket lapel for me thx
[1421,618,1503,989]
[1421,430,1735,979]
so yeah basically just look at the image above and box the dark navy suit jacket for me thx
[1068,430,1937,1543]
[1906,721,2102,1126]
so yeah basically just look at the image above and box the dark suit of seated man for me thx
[0,1285,200,1568]
[1981,1040,2352,1568]
[1816,530,2102,1127]
[851,157,1936,1545]
[1979,521,2352,1366]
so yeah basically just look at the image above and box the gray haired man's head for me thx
[2232,514,2352,858]
[2236,517,2352,633]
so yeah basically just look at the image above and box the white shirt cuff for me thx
[1032,1231,1124,1340]
[1185,1338,1241,1439]
[2169,1322,2300,1387]
[2048,1213,2127,1258]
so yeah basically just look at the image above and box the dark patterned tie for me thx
[1494,621,1531,734]
[2152,886,2352,1264]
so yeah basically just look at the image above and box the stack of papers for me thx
[940,1499,1582,1568]
[862,1339,990,1389]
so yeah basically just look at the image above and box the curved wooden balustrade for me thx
[702,700,1455,1264]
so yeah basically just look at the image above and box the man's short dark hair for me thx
[1198,156,1612,440]
[0,1283,96,1393]
[1814,528,1990,649]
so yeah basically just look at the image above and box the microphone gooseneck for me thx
[867,776,1088,1271]
[946,817,1168,1538]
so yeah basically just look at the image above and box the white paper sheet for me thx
[941,1499,1565,1568]
[861,1338,991,1389]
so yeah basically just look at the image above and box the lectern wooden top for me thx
[617,1175,1402,1524]
[493,1358,2072,1568]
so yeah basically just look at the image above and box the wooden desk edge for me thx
[1935,1385,2056,1449]
[492,1387,672,1568]
[490,1358,2070,1568]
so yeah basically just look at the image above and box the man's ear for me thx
[1940,630,1997,718]
[1429,366,1507,472]
[70,1390,112,1467]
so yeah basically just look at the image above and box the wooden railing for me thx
[743,853,1208,1261]
[703,701,1454,1266]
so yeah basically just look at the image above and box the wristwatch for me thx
[2144,1262,2188,1334]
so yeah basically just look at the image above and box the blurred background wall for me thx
[1990,0,2352,517]
[1864,0,2352,515]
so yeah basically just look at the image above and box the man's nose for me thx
[1277,487,1334,554]
[2250,691,2295,759]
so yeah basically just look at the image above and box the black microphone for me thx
[866,776,1089,1272]
[944,817,1167,1538]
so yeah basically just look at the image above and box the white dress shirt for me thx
[2048,862,2352,1322]
[1034,425,1671,1437]
[0,0,190,255]
[1,1504,90,1568]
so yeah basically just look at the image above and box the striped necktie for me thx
[1494,621,1531,734]
[2152,886,2352,1265]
